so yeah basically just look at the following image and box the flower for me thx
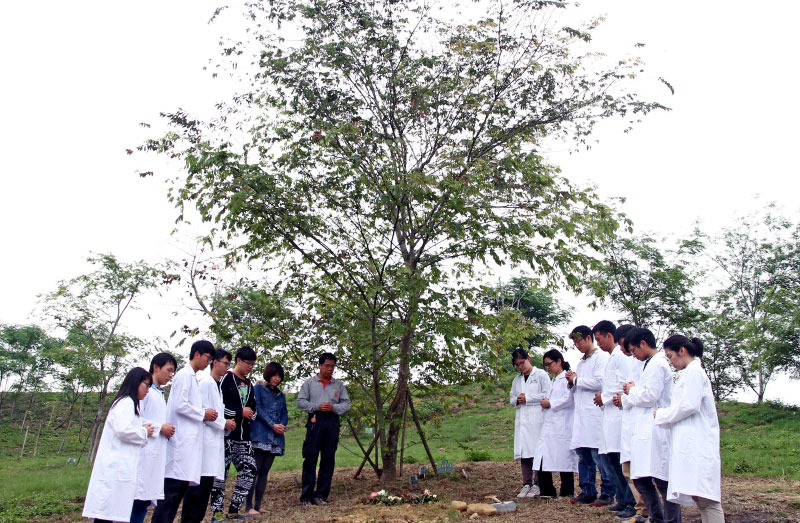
[369,492,378,499]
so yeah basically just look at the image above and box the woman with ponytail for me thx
[655,335,724,523]
[83,367,155,523]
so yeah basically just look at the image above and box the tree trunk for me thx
[33,422,43,457]
[380,327,414,482]
[58,395,79,453]
[87,386,109,464]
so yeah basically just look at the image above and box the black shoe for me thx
[313,498,328,506]
[593,494,614,507]
[615,507,637,519]
[608,503,625,512]
[570,493,597,504]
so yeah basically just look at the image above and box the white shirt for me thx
[533,371,578,473]
[569,348,609,449]
[599,346,630,454]
[135,384,168,503]
[163,365,206,485]
[199,375,228,480]
[509,367,551,459]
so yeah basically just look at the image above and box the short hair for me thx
[213,348,233,362]
[570,325,593,341]
[510,348,529,364]
[149,352,178,374]
[592,320,616,337]
[190,340,215,360]
[663,334,704,357]
[626,327,656,349]
[235,345,257,362]
[319,352,337,365]
[542,349,570,372]
[263,361,285,383]
[614,324,634,344]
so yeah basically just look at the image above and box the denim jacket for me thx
[250,384,289,452]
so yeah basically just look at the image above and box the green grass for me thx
[0,388,797,521]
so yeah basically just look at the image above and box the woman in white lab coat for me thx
[533,349,577,498]
[655,335,724,523]
[509,348,551,498]
[83,367,155,523]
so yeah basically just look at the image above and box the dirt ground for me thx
[180,461,800,523]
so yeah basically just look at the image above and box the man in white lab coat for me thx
[566,325,614,505]
[509,347,551,498]
[151,340,220,523]
[622,327,681,523]
[130,353,178,523]
[592,320,637,519]
[181,348,237,522]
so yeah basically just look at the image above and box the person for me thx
[655,335,724,523]
[246,361,289,513]
[181,349,236,523]
[152,340,218,523]
[509,348,551,498]
[566,325,614,505]
[131,353,178,523]
[613,324,649,522]
[209,345,259,520]
[533,349,577,498]
[622,327,681,523]
[297,352,351,506]
[592,320,637,518]
[83,367,154,523]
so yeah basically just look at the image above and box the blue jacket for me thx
[250,384,289,452]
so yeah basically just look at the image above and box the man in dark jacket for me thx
[209,346,259,521]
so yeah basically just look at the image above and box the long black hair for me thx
[111,367,152,416]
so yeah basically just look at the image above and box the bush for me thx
[464,448,491,462]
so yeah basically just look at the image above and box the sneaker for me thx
[226,514,253,520]
[608,503,625,512]
[570,493,597,504]
[615,507,637,519]
[631,515,649,523]
[517,484,532,498]
[593,494,614,506]
[313,498,328,506]
[211,512,225,523]
[300,501,313,507]
[526,485,541,498]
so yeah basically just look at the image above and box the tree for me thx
[691,207,800,402]
[696,312,744,401]
[41,253,169,461]
[0,324,60,416]
[588,234,704,340]
[143,0,666,480]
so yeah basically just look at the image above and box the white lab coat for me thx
[620,357,643,464]
[624,351,672,481]
[134,385,168,504]
[510,367,550,460]
[199,375,228,480]
[82,397,148,522]
[655,358,721,505]
[533,371,578,472]
[163,365,206,485]
[569,348,609,450]
[599,347,630,454]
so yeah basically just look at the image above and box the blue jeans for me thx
[601,452,635,509]
[576,447,615,498]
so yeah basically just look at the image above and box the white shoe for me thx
[517,485,532,498]
[526,485,541,498]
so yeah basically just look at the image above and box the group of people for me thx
[510,321,724,523]
[82,342,350,523]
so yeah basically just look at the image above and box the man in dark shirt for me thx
[209,346,259,521]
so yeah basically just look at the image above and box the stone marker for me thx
[466,503,498,516]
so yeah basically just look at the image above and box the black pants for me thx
[246,449,278,511]
[181,475,215,522]
[301,413,340,502]
[538,460,574,497]
[633,476,682,523]
[151,478,190,523]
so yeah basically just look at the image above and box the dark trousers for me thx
[301,413,340,502]
[151,478,190,523]
[129,499,151,523]
[181,475,215,522]
[602,452,636,510]
[210,439,257,515]
[519,457,539,486]
[246,449,277,511]
[633,476,682,523]
[538,460,574,497]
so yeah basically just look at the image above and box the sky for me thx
[1,1,798,401]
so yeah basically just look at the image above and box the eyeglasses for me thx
[543,360,555,368]
[238,360,255,366]
[217,360,232,368]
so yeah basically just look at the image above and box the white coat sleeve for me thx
[139,391,162,436]
[601,356,627,405]
[201,381,227,432]
[525,370,550,405]
[173,373,205,422]
[627,364,667,408]
[576,355,606,391]
[654,367,703,426]
[510,377,521,408]
[548,380,572,412]
[109,399,148,445]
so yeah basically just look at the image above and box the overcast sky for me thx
[1,1,798,401]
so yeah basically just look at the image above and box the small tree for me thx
[0,324,60,417]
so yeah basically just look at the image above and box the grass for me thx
[0,386,797,521]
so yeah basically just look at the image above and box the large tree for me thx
[143,0,666,480]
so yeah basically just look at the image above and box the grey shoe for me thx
[313,497,328,506]
[615,507,637,519]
